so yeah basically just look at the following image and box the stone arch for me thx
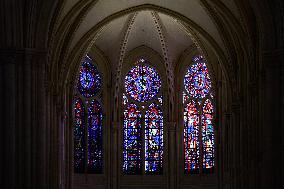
[174,45,230,184]
[115,45,170,121]
[49,3,245,99]
[117,44,170,185]
[47,2,259,189]
[66,44,112,188]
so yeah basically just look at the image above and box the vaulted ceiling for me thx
[62,0,240,50]
[50,0,248,86]
[53,0,242,60]
[95,10,194,68]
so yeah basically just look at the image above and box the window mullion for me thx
[142,109,145,175]
[85,101,89,173]
[198,102,203,174]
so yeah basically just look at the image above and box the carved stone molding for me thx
[151,12,175,96]
[114,12,138,99]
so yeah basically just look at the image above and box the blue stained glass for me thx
[77,55,102,98]
[183,91,189,104]
[74,55,105,174]
[125,63,161,102]
[202,99,214,173]
[183,57,215,174]
[184,100,200,174]
[87,99,103,173]
[145,103,163,174]
[123,93,128,105]
[123,104,142,174]
[184,56,211,99]
[74,98,85,173]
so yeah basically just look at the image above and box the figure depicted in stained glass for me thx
[202,99,214,173]
[183,55,215,174]
[74,98,85,173]
[88,99,103,173]
[125,64,161,102]
[123,58,163,175]
[123,104,142,174]
[145,103,163,174]
[184,100,200,174]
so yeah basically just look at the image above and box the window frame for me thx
[175,48,218,186]
[122,58,164,175]
[118,47,169,187]
[72,48,111,186]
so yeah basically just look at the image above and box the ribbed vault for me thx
[49,0,250,96]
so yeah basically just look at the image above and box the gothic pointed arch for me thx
[72,46,111,179]
[73,54,104,173]
[183,54,215,174]
[119,46,169,178]
[174,45,221,186]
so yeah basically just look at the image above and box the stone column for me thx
[0,49,50,189]
[111,121,119,189]
[222,113,232,189]
[260,49,284,189]
[167,122,176,189]
[1,50,17,189]
[0,0,60,188]
[231,103,240,189]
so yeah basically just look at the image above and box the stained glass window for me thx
[123,93,128,105]
[184,56,211,99]
[123,104,142,174]
[125,64,162,102]
[183,55,215,174]
[77,55,102,98]
[183,91,189,104]
[74,55,103,174]
[123,58,163,175]
[145,103,163,174]
[157,96,163,105]
[88,99,103,173]
[74,98,85,173]
[202,99,214,172]
[184,100,200,174]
